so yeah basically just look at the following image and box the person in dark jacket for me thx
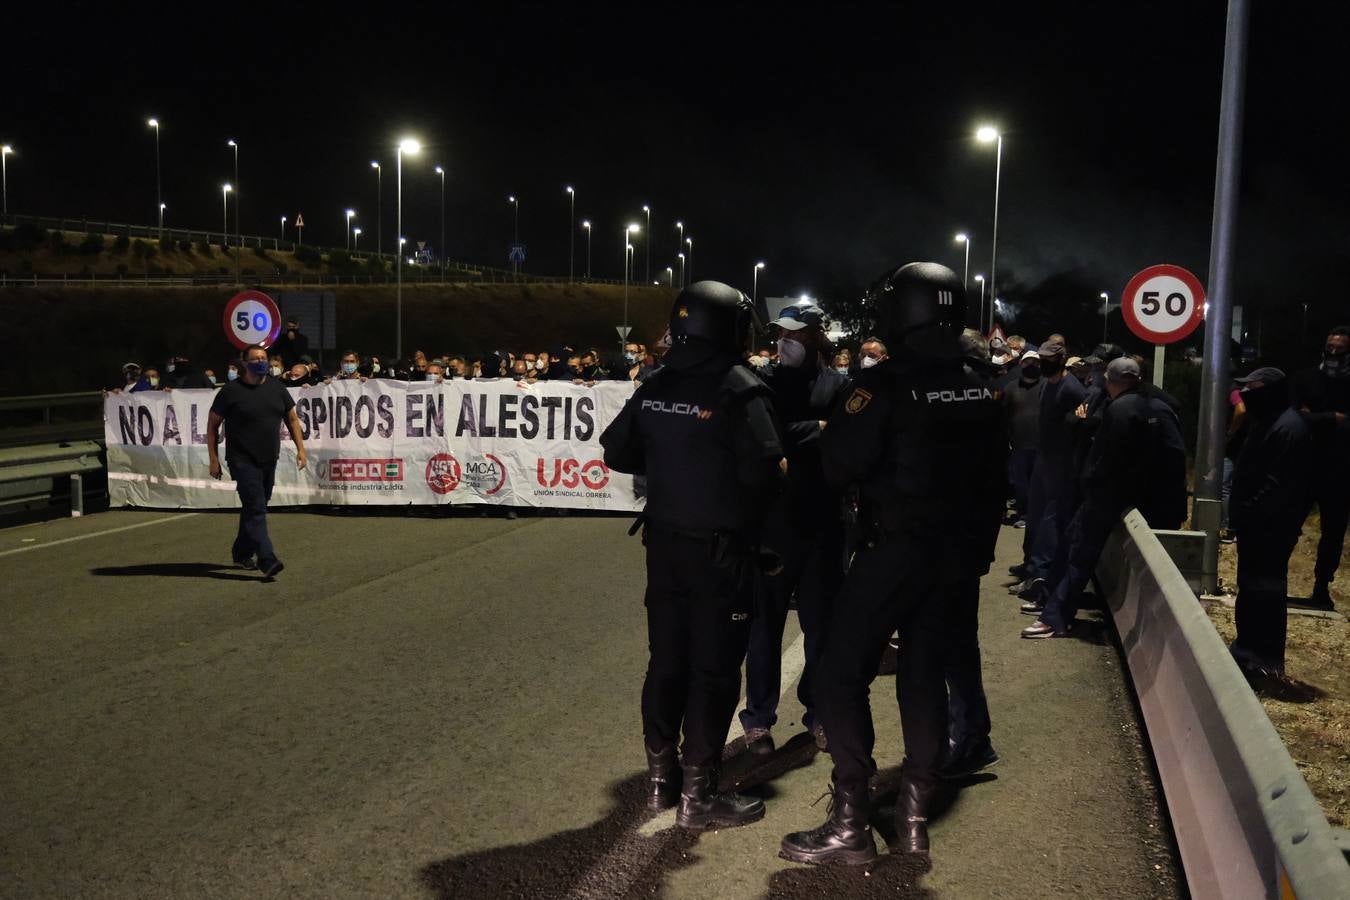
[1229,367,1315,679]
[1291,325,1350,610]
[1003,350,1044,532]
[164,355,214,390]
[738,304,849,756]
[600,281,785,832]
[780,262,1005,865]
[271,319,310,368]
[1023,358,1188,637]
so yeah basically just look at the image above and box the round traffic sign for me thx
[223,290,283,350]
[1120,264,1206,345]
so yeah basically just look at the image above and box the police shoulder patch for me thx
[844,388,873,414]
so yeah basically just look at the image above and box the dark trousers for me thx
[1232,531,1300,674]
[1308,480,1350,584]
[1026,458,1079,580]
[943,576,991,752]
[228,457,278,566]
[1007,448,1038,519]
[740,527,844,732]
[641,529,753,768]
[817,538,949,795]
[1041,500,1121,631]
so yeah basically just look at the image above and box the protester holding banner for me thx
[207,344,308,578]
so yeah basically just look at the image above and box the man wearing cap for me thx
[1291,326,1350,610]
[1024,358,1187,637]
[1012,336,1088,611]
[738,303,849,755]
[1227,367,1314,679]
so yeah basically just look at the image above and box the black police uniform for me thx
[739,355,849,745]
[600,281,784,831]
[781,262,1005,866]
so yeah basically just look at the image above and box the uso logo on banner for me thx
[426,453,462,494]
[536,458,610,490]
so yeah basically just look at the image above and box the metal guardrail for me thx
[1096,510,1350,898]
[0,392,105,449]
[0,440,104,516]
[0,213,637,287]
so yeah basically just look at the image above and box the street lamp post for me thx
[677,252,685,288]
[566,186,575,282]
[665,266,674,287]
[221,184,232,248]
[353,227,362,253]
[508,195,520,273]
[753,261,765,308]
[623,223,640,339]
[370,161,382,259]
[581,219,592,280]
[642,204,652,283]
[675,221,685,285]
[685,237,693,284]
[227,139,239,250]
[1,145,12,216]
[436,165,445,280]
[1100,292,1110,343]
[148,118,162,238]
[280,216,286,246]
[159,203,166,229]
[346,209,356,251]
[976,125,1004,333]
[974,274,986,330]
[954,232,970,292]
[396,137,421,362]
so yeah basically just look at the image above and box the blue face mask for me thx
[624,353,637,364]
[246,360,270,377]
[227,369,238,382]
[342,362,358,375]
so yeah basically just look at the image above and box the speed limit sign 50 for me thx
[1121,264,1206,345]
[223,290,283,350]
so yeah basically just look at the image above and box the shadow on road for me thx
[89,562,260,581]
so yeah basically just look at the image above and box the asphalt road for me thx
[0,509,1181,898]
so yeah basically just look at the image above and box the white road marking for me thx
[0,513,201,558]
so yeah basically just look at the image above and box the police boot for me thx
[645,745,681,812]
[676,765,765,830]
[779,783,877,866]
[895,778,938,854]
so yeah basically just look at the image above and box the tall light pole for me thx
[1100,291,1111,343]
[227,139,239,249]
[753,261,765,308]
[685,236,693,284]
[345,209,356,250]
[623,223,640,338]
[675,221,685,284]
[974,274,986,331]
[642,204,652,283]
[435,165,446,280]
[581,219,592,280]
[353,227,362,253]
[160,203,166,229]
[280,215,286,245]
[976,125,1004,332]
[221,184,232,247]
[396,137,421,362]
[508,195,520,273]
[566,186,575,282]
[147,118,162,238]
[677,251,686,288]
[1,145,13,216]
[665,266,674,287]
[370,161,382,258]
[954,232,970,292]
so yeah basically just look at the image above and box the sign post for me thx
[295,213,305,247]
[223,289,283,350]
[1120,263,1206,390]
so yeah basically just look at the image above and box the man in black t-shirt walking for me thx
[207,343,309,577]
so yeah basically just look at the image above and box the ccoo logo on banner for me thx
[104,380,642,511]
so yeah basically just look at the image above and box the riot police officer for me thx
[601,280,785,830]
[780,262,1006,865]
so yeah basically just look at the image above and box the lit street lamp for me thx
[675,221,685,284]
[685,236,693,283]
[566,186,575,282]
[642,204,651,283]
[976,125,1004,333]
[665,266,674,287]
[954,232,970,291]
[581,219,592,280]
[753,261,765,307]
[147,118,162,237]
[159,203,166,228]
[623,223,640,339]
[370,161,382,257]
[280,215,286,244]
[346,208,356,251]
[227,139,239,250]
[435,165,445,280]
[1,145,12,216]
[508,195,520,273]
[974,274,986,329]
[221,184,232,247]
[353,227,362,253]
[1101,291,1111,342]
[396,137,421,361]
[677,251,685,288]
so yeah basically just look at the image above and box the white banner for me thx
[104,380,643,511]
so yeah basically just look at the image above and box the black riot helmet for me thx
[669,280,755,353]
[867,262,967,346]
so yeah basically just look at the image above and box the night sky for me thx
[6,1,1348,339]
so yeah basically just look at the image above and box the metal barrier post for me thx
[70,473,83,517]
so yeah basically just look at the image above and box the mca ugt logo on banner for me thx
[462,455,507,495]
[425,453,462,494]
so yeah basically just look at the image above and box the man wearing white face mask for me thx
[739,304,850,755]
[859,337,888,370]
